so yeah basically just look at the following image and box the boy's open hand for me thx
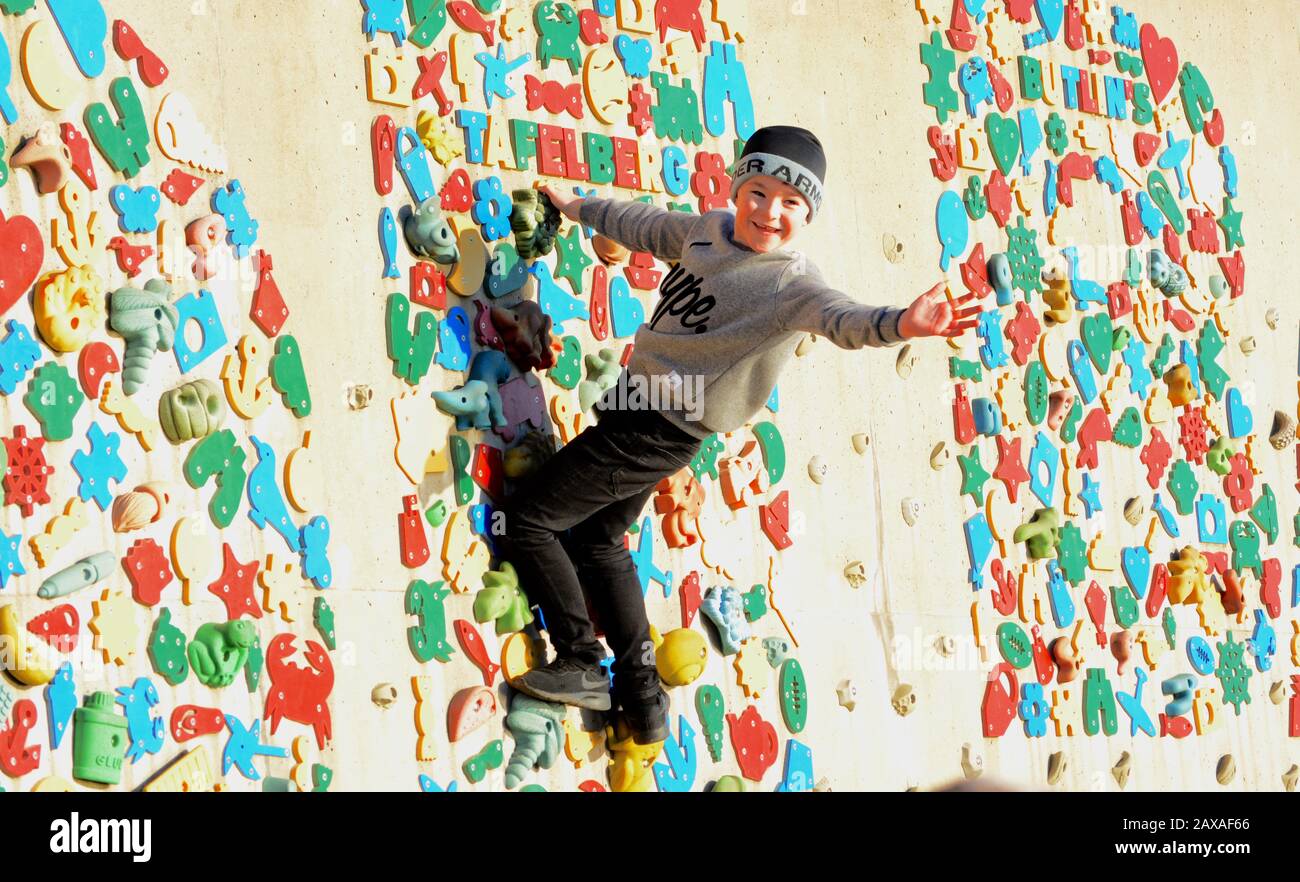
[535,183,584,222]
[898,283,980,339]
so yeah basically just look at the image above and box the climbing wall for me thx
[0,1,336,791]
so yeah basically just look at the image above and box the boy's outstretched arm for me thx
[777,261,978,347]
[539,184,701,263]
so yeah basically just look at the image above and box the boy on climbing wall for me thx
[500,126,979,744]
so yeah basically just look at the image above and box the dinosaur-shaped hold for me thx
[473,562,534,635]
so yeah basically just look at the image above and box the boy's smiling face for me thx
[731,175,810,253]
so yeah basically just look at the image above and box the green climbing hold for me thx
[187,620,256,688]
[753,421,786,485]
[1110,585,1139,629]
[779,659,807,735]
[464,739,505,784]
[23,363,85,442]
[147,607,188,687]
[1112,407,1143,448]
[695,684,725,761]
[996,621,1032,669]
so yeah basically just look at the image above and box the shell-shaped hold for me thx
[1047,751,1067,785]
[1270,410,1296,450]
[1216,754,1236,786]
[159,379,226,444]
[807,456,828,484]
[111,482,171,533]
[109,279,179,395]
[929,441,948,470]
[1123,496,1146,526]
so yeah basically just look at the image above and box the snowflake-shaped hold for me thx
[1006,216,1044,296]
[71,423,128,510]
[3,425,52,517]
[1214,631,1252,716]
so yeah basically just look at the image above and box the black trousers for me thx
[499,406,703,701]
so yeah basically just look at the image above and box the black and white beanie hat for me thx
[730,125,827,221]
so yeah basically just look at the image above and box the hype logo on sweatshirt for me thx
[649,265,715,334]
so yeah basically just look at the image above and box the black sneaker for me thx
[513,657,611,711]
[617,688,670,745]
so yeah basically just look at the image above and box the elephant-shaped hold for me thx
[433,349,512,431]
[503,693,566,789]
[403,198,459,264]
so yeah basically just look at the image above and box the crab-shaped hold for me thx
[264,633,334,750]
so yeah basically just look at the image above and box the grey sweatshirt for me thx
[579,197,908,440]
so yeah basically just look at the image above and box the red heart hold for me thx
[440,168,472,213]
[1139,22,1179,105]
[0,211,44,317]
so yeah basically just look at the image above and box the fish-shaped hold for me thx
[448,1,496,45]
[454,619,499,686]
